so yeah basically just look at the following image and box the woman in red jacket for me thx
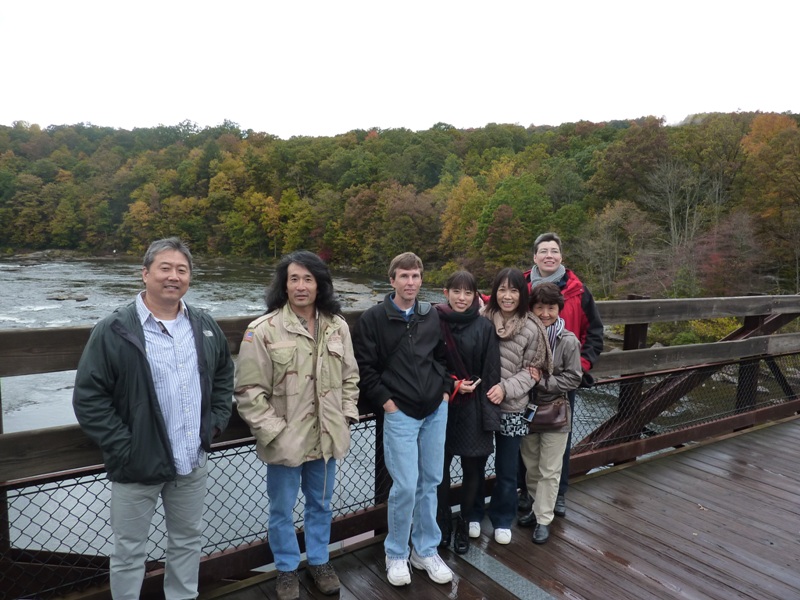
[521,232,604,517]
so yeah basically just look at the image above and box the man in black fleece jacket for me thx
[353,252,453,588]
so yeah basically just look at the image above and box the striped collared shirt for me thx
[135,292,203,475]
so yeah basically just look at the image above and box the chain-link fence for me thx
[571,354,800,451]
[4,353,800,599]
[2,417,392,599]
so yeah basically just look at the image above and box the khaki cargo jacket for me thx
[235,304,360,467]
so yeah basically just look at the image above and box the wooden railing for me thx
[570,294,800,473]
[4,295,800,482]
[2,295,800,598]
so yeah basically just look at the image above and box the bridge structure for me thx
[1,295,799,599]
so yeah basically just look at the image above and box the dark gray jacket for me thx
[73,301,234,483]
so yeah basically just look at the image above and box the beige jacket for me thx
[235,304,360,467]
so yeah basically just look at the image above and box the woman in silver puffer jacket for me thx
[479,267,551,546]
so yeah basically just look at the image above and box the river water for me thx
[0,254,444,433]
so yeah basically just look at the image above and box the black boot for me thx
[453,517,469,555]
[518,510,536,527]
[554,494,567,517]
[517,489,533,513]
[437,507,452,547]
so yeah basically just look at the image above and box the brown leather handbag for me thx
[526,395,568,430]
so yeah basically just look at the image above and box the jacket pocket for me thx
[323,338,345,389]
[269,341,298,398]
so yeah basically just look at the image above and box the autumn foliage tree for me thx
[0,113,799,298]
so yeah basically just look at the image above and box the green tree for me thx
[280,190,316,253]
[588,116,669,207]
[49,184,83,248]
[481,204,527,275]
[8,173,49,247]
[475,173,550,252]
[669,112,750,225]
[119,198,158,252]
[219,190,273,257]
[160,195,210,247]
[79,194,114,250]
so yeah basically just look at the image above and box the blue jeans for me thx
[488,432,522,529]
[383,401,447,559]
[266,458,336,572]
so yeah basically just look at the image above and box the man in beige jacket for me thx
[235,250,359,600]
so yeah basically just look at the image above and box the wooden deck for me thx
[200,417,800,600]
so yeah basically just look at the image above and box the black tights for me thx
[438,453,489,521]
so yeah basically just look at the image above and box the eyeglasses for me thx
[536,248,561,256]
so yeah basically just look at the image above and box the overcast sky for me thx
[2,1,797,139]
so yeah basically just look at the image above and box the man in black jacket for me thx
[73,237,233,600]
[352,252,454,587]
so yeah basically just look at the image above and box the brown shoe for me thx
[308,562,340,595]
[276,570,299,600]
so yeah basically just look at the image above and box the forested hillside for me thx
[1,112,798,297]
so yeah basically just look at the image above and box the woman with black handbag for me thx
[519,282,582,544]
[435,270,501,554]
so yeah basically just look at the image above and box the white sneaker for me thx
[409,549,453,584]
[385,556,411,586]
[468,521,481,538]
[494,528,512,544]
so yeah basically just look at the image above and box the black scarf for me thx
[436,297,480,406]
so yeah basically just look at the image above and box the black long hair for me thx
[265,250,342,316]
[486,267,529,319]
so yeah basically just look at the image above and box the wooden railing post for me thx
[736,315,765,414]
[621,294,651,350]
[618,295,650,433]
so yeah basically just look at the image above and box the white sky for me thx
[2,1,797,139]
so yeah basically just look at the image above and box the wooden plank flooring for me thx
[203,417,800,600]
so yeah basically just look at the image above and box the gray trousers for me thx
[109,463,208,600]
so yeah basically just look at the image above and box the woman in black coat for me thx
[435,270,501,554]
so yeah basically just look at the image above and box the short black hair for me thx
[142,237,193,272]
[487,267,529,319]
[265,250,341,316]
